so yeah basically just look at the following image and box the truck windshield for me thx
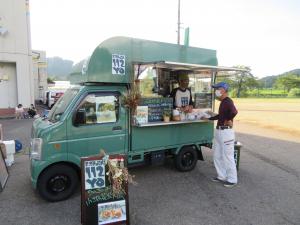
[48,88,79,122]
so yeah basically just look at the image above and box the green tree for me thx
[216,66,259,98]
[288,88,300,97]
[47,77,55,84]
[274,74,300,92]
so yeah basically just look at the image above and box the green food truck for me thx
[30,36,245,201]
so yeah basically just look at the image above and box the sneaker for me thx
[211,177,225,183]
[223,181,237,188]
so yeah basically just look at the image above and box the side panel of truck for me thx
[131,123,214,153]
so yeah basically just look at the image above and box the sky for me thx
[30,0,300,78]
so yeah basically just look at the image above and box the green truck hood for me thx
[32,118,53,138]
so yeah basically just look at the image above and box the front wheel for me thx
[37,164,79,202]
[175,146,198,172]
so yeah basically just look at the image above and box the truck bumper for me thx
[30,158,48,189]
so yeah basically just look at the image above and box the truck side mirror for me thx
[74,109,86,125]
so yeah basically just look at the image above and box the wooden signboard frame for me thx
[0,124,3,141]
[0,147,9,192]
[81,154,130,225]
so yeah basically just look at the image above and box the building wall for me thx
[0,0,34,115]
[0,62,17,107]
[32,50,48,102]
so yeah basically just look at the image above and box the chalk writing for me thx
[140,98,173,122]
[86,186,126,207]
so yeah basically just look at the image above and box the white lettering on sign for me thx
[84,160,105,190]
[112,54,125,75]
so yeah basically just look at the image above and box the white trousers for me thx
[213,128,237,183]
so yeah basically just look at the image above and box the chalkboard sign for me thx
[81,155,129,225]
[0,124,3,141]
[139,98,173,122]
[0,147,8,192]
[194,93,212,109]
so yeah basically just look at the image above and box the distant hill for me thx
[259,69,300,88]
[47,57,74,80]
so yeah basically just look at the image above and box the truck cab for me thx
[30,36,247,201]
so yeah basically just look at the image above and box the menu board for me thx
[194,93,212,109]
[135,106,148,125]
[139,98,173,122]
[81,155,129,225]
[0,149,8,192]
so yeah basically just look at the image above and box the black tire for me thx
[37,164,79,202]
[175,146,198,172]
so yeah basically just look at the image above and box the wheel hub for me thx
[48,175,69,193]
[182,152,194,167]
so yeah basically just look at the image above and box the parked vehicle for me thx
[30,36,246,201]
[42,90,65,109]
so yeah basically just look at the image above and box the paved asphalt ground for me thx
[0,118,300,225]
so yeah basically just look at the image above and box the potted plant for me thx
[163,110,171,122]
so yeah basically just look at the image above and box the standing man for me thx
[209,82,238,187]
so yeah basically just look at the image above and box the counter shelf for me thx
[133,119,211,127]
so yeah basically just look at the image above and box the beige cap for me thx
[178,73,189,80]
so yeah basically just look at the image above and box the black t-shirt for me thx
[209,97,238,126]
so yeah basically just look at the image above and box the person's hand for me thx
[181,106,189,113]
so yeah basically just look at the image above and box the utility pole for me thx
[177,0,181,44]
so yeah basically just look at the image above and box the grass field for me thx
[247,89,286,95]
[230,98,300,137]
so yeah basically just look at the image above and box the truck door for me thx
[66,90,128,159]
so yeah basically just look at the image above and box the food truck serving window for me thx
[137,67,159,97]
[189,74,212,109]
[136,65,212,110]
[133,61,247,126]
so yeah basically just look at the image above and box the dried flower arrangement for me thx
[121,81,141,111]
[99,150,136,197]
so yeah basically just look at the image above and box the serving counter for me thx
[134,119,210,127]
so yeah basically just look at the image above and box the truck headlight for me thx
[30,138,42,160]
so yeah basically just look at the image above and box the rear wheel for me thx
[37,164,79,202]
[175,146,198,172]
